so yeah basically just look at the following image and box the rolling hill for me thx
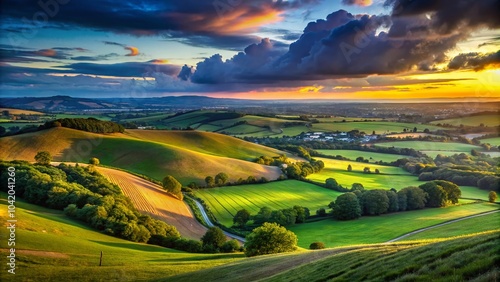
[0,127,283,184]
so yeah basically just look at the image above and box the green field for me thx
[0,128,283,184]
[0,195,243,281]
[316,149,411,163]
[289,202,499,248]
[401,212,500,241]
[375,141,483,157]
[195,180,342,226]
[310,122,443,134]
[481,137,500,146]
[431,114,500,127]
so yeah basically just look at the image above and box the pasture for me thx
[194,180,342,226]
[374,141,483,157]
[431,114,500,127]
[0,195,243,281]
[289,202,499,248]
[316,149,410,163]
[481,136,500,146]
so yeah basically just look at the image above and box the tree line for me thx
[328,180,462,220]
[44,118,125,133]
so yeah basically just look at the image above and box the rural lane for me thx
[188,196,247,243]
[385,209,500,243]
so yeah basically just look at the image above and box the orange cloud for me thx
[167,5,283,35]
[35,49,57,57]
[125,46,139,56]
[149,59,169,64]
[342,0,373,7]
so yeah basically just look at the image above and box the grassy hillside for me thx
[0,194,243,281]
[195,180,342,226]
[262,231,499,282]
[401,212,500,241]
[289,202,499,248]
[0,128,282,184]
[166,231,499,282]
[124,129,287,161]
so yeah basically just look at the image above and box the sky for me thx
[0,0,499,100]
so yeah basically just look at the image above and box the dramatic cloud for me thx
[1,0,317,50]
[189,0,500,85]
[104,41,140,56]
[342,0,373,7]
[448,51,500,71]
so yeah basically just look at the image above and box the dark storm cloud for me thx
[1,0,317,50]
[385,0,500,33]
[189,0,499,85]
[70,53,120,61]
[448,50,500,71]
[62,61,180,77]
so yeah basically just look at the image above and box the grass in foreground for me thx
[288,202,499,248]
[401,212,500,241]
[0,194,243,281]
[167,231,499,282]
[195,180,342,226]
[263,231,499,282]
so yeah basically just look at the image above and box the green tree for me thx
[233,209,251,227]
[433,180,461,205]
[244,222,297,257]
[488,191,498,203]
[162,175,183,200]
[293,205,309,223]
[347,164,352,172]
[351,183,364,191]
[205,176,215,187]
[360,190,389,215]
[401,186,428,210]
[363,167,371,174]
[332,192,361,220]
[419,182,447,207]
[253,207,273,225]
[89,157,100,166]
[221,239,240,253]
[35,151,52,165]
[215,172,229,186]
[201,227,226,250]
[374,168,380,174]
[386,190,399,212]
[325,178,339,189]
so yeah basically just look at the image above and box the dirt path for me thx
[385,209,500,243]
[94,167,208,240]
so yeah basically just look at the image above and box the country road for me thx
[385,209,500,243]
[188,196,246,243]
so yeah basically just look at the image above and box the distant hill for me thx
[0,127,283,184]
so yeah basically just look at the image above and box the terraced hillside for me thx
[0,127,282,184]
[96,166,207,239]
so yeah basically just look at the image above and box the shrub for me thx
[309,242,325,250]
